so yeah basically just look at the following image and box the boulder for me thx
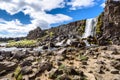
[11,50,27,60]
[38,62,53,73]
[0,62,17,74]
[22,66,32,75]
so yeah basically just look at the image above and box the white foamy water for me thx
[0,43,8,47]
[0,47,17,51]
[83,18,97,38]
[82,18,98,46]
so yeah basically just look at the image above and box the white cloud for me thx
[67,0,96,10]
[0,19,36,37]
[100,3,105,8]
[0,0,72,37]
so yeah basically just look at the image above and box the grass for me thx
[7,39,37,48]
[78,55,88,61]
[14,66,22,80]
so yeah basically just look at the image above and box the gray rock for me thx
[38,62,53,73]
[55,48,67,57]
[33,51,41,56]
[0,56,4,61]
[11,50,27,60]
[22,66,32,75]
[82,61,88,65]
[0,51,12,58]
[96,65,104,74]
[111,69,119,74]
[0,62,17,73]
[49,69,63,79]
[20,60,32,67]
[114,63,120,70]
[55,39,67,47]
[113,55,120,61]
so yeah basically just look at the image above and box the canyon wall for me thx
[98,0,120,45]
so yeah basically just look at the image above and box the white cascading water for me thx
[82,18,98,46]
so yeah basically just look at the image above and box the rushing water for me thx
[0,47,17,51]
[82,18,98,46]
[83,18,97,38]
[0,43,8,47]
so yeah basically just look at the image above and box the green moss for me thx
[59,64,66,70]
[14,66,23,80]
[49,32,54,38]
[96,13,103,35]
[78,25,85,35]
[77,20,86,36]
[7,39,37,48]
[107,39,113,45]
[37,31,54,42]
[78,55,88,61]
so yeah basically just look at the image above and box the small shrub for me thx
[59,64,66,70]
[78,55,88,61]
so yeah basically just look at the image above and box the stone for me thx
[82,61,88,65]
[56,48,67,57]
[56,74,71,80]
[55,39,67,47]
[33,51,41,56]
[49,42,55,48]
[111,69,119,74]
[38,62,53,73]
[42,45,48,50]
[114,63,120,70]
[73,76,81,80]
[0,51,12,58]
[0,62,17,73]
[96,65,104,74]
[20,60,32,67]
[113,55,120,61]
[0,56,4,61]
[22,66,32,75]
[11,50,27,60]
[49,69,63,79]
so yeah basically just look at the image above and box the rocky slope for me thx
[98,0,120,45]
[27,20,86,40]
[0,44,120,80]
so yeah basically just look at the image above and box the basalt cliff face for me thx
[98,0,120,45]
[27,20,86,40]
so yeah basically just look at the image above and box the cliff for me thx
[98,0,120,45]
[27,20,86,39]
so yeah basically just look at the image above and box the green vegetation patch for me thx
[77,20,86,36]
[78,55,88,61]
[14,66,23,80]
[96,13,103,35]
[7,39,37,48]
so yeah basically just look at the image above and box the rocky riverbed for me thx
[0,41,120,80]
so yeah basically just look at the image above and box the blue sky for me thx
[0,0,105,37]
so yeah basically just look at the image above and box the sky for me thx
[0,0,105,38]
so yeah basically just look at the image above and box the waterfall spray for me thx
[82,18,98,46]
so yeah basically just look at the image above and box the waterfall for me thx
[82,18,98,46]
[83,18,97,38]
